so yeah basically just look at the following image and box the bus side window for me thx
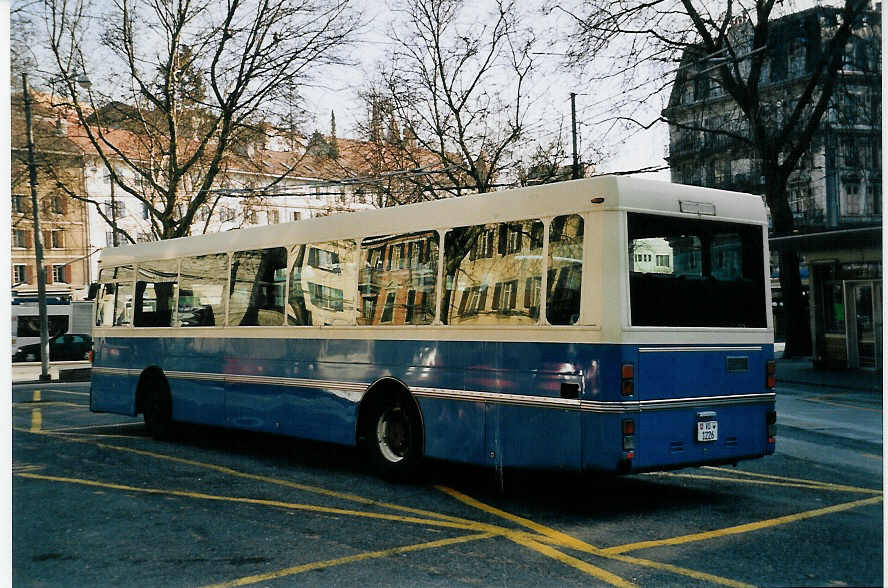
[96,283,116,327]
[229,247,287,326]
[289,240,357,326]
[114,282,133,327]
[443,220,542,326]
[134,259,178,327]
[359,232,439,326]
[178,254,229,327]
[547,214,584,325]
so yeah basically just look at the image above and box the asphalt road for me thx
[12,381,883,587]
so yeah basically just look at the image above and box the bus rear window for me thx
[627,213,766,328]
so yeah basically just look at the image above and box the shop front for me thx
[771,226,882,370]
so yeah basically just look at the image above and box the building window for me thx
[104,201,125,217]
[842,182,863,216]
[142,202,151,220]
[788,40,806,76]
[247,210,257,224]
[292,211,302,221]
[137,232,152,243]
[867,181,882,215]
[51,230,64,249]
[13,229,29,248]
[53,264,68,283]
[220,207,235,222]
[268,209,280,224]
[13,264,27,283]
[51,195,64,214]
[106,231,115,246]
[12,195,26,213]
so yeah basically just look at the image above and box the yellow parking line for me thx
[602,495,883,555]
[651,471,883,495]
[201,532,496,588]
[15,472,503,535]
[440,487,753,588]
[436,485,600,551]
[507,534,635,588]
[30,409,42,433]
[807,395,882,413]
[700,467,882,494]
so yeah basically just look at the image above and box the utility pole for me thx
[22,72,51,381]
[570,92,580,180]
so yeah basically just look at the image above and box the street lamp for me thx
[22,71,92,381]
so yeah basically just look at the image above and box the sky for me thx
[14,0,852,183]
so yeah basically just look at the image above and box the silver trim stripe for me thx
[638,346,763,352]
[92,368,775,413]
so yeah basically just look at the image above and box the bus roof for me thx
[99,176,767,266]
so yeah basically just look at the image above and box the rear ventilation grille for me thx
[725,437,738,447]
[670,441,685,453]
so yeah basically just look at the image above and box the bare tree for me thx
[557,0,876,357]
[364,0,536,200]
[44,0,360,241]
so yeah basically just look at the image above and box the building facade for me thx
[662,5,882,369]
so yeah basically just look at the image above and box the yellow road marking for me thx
[650,471,883,495]
[602,552,757,588]
[807,395,882,413]
[602,495,883,555]
[507,534,635,588]
[436,485,599,551]
[15,472,504,534]
[700,467,882,494]
[30,409,42,432]
[201,533,496,588]
[440,487,754,588]
[33,390,41,402]
[30,430,477,527]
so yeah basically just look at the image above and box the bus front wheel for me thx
[363,395,422,480]
[143,387,172,440]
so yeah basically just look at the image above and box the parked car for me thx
[13,334,93,362]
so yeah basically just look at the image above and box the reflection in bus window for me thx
[443,220,543,325]
[134,259,178,327]
[178,254,228,327]
[229,247,287,326]
[359,232,439,325]
[96,283,116,326]
[627,213,766,327]
[288,240,357,326]
[114,282,133,326]
[547,214,584,325]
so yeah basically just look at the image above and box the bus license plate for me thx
[697,421,718,442]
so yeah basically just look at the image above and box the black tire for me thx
[362,394,423,480]
[143,386,172,440]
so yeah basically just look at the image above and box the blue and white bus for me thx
[90,176,777,477]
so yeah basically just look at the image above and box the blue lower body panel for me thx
[90,336,775,472]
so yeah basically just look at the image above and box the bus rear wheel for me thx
[363,396,422,480]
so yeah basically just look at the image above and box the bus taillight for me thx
[766,360,776,389]
[621,363,634,396]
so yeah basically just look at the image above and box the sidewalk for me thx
[776,355,883,393]
[11,361,92,384]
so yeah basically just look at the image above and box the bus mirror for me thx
[86,283,100,300]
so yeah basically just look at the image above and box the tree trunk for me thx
[767,183,812,358]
